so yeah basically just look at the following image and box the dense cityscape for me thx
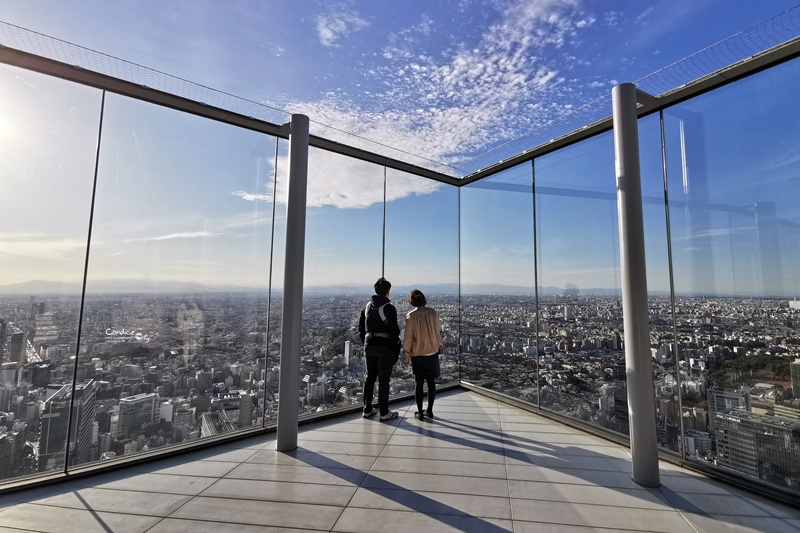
[0,291,797,492]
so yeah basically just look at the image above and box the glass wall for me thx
[460,163,537,402]
[2,43,800,500]
[72,93,273,467]
[385,169,459,388]
[638,114,682,454]
[534,132,624,431]
[664,59,800,495]
[0,65,102,480]
[299,149,384,417]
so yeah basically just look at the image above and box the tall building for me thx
[117,393,158,437]
[790,358,800,397]
[714,410,800,487]
[38,381,96,470]
[0,319,6,363]
[707,388,751,429]
[31,312,59,354]
[7,333,25,368]
[238,393,253,428]
[70,381,97,465]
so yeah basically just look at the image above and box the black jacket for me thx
[358,295,400,348]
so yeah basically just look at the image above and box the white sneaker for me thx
[379,411,399,421]
[363,408,378,419]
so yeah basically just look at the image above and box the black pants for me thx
[364,346,396,416]
[415,376,436,414]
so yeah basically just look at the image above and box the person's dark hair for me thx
[374,277,392,295]
[408,289,427,307]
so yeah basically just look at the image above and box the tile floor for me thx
[0,390,797,532]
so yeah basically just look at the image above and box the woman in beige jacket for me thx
[403,289,442,421]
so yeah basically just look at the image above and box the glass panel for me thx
[263,138,287,426]
[534,132,625,432]
[385,170,459,393]
[299,148,384,417]
[0,65,101,480]
[460,163,536,402]
[74,93,274,466]
[639,113,681,454]
[664,58,800,496]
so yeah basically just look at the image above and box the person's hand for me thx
[403,357,410,364]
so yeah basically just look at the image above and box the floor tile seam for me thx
[22,484,207,499]
[0,523,46,533]
[127,468,237,478]
[366,467,509,481]
[333,502,516,527]
[667,504,703,533]
[656,485,783,519]
[507,494,682,512]
[291,449,383,459]
[506,495,719,515]
[144,516,329,533]
[297,438,393,446]
[503,461,636,474]
[505,478,661,493]
[215,474,366,488]
[236,460,374,472]
[377,455,507,465]
[186,490,356,507]
[243,459,376,471]
[503,452,632,462]
[341,498,512,520]
[509,517,693,533]
[181,493,349,510]
[22,499,183,518]
[141,515,175,533]
[503,438,515,525]
[303,428,398,436]
[358,481,508,499]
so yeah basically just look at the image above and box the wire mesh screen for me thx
[2,5,800,180]
[456,6,800,177]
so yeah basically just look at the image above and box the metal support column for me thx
[276,114,310,452]
[612,83,660,488]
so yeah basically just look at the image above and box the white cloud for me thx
[264,150,441,209]
[290,0,595,174]
[232,190,271,202]
[316,3,369,47]
[140,231,217,242]
[0,233,86,259]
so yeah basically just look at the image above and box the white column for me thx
[612,83,660,488]
[276,114,309,452]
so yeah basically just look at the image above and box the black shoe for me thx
[415,411,425,421]
[425,408,434,419]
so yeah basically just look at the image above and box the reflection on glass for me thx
[73,94,274,466]
[298,149,384,418]
[460,163,537,402]
[385,169,459,389]
[534,132,624,432]
[0,65,101,479]
[664,59,800,495]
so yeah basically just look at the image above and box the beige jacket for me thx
[403,306,442,358]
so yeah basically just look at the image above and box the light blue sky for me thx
[2,1,800,295]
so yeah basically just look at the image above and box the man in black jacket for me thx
[358,277,400,421]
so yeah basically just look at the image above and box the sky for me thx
[2,0,800,295]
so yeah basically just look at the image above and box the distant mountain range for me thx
[0,279,631,297]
